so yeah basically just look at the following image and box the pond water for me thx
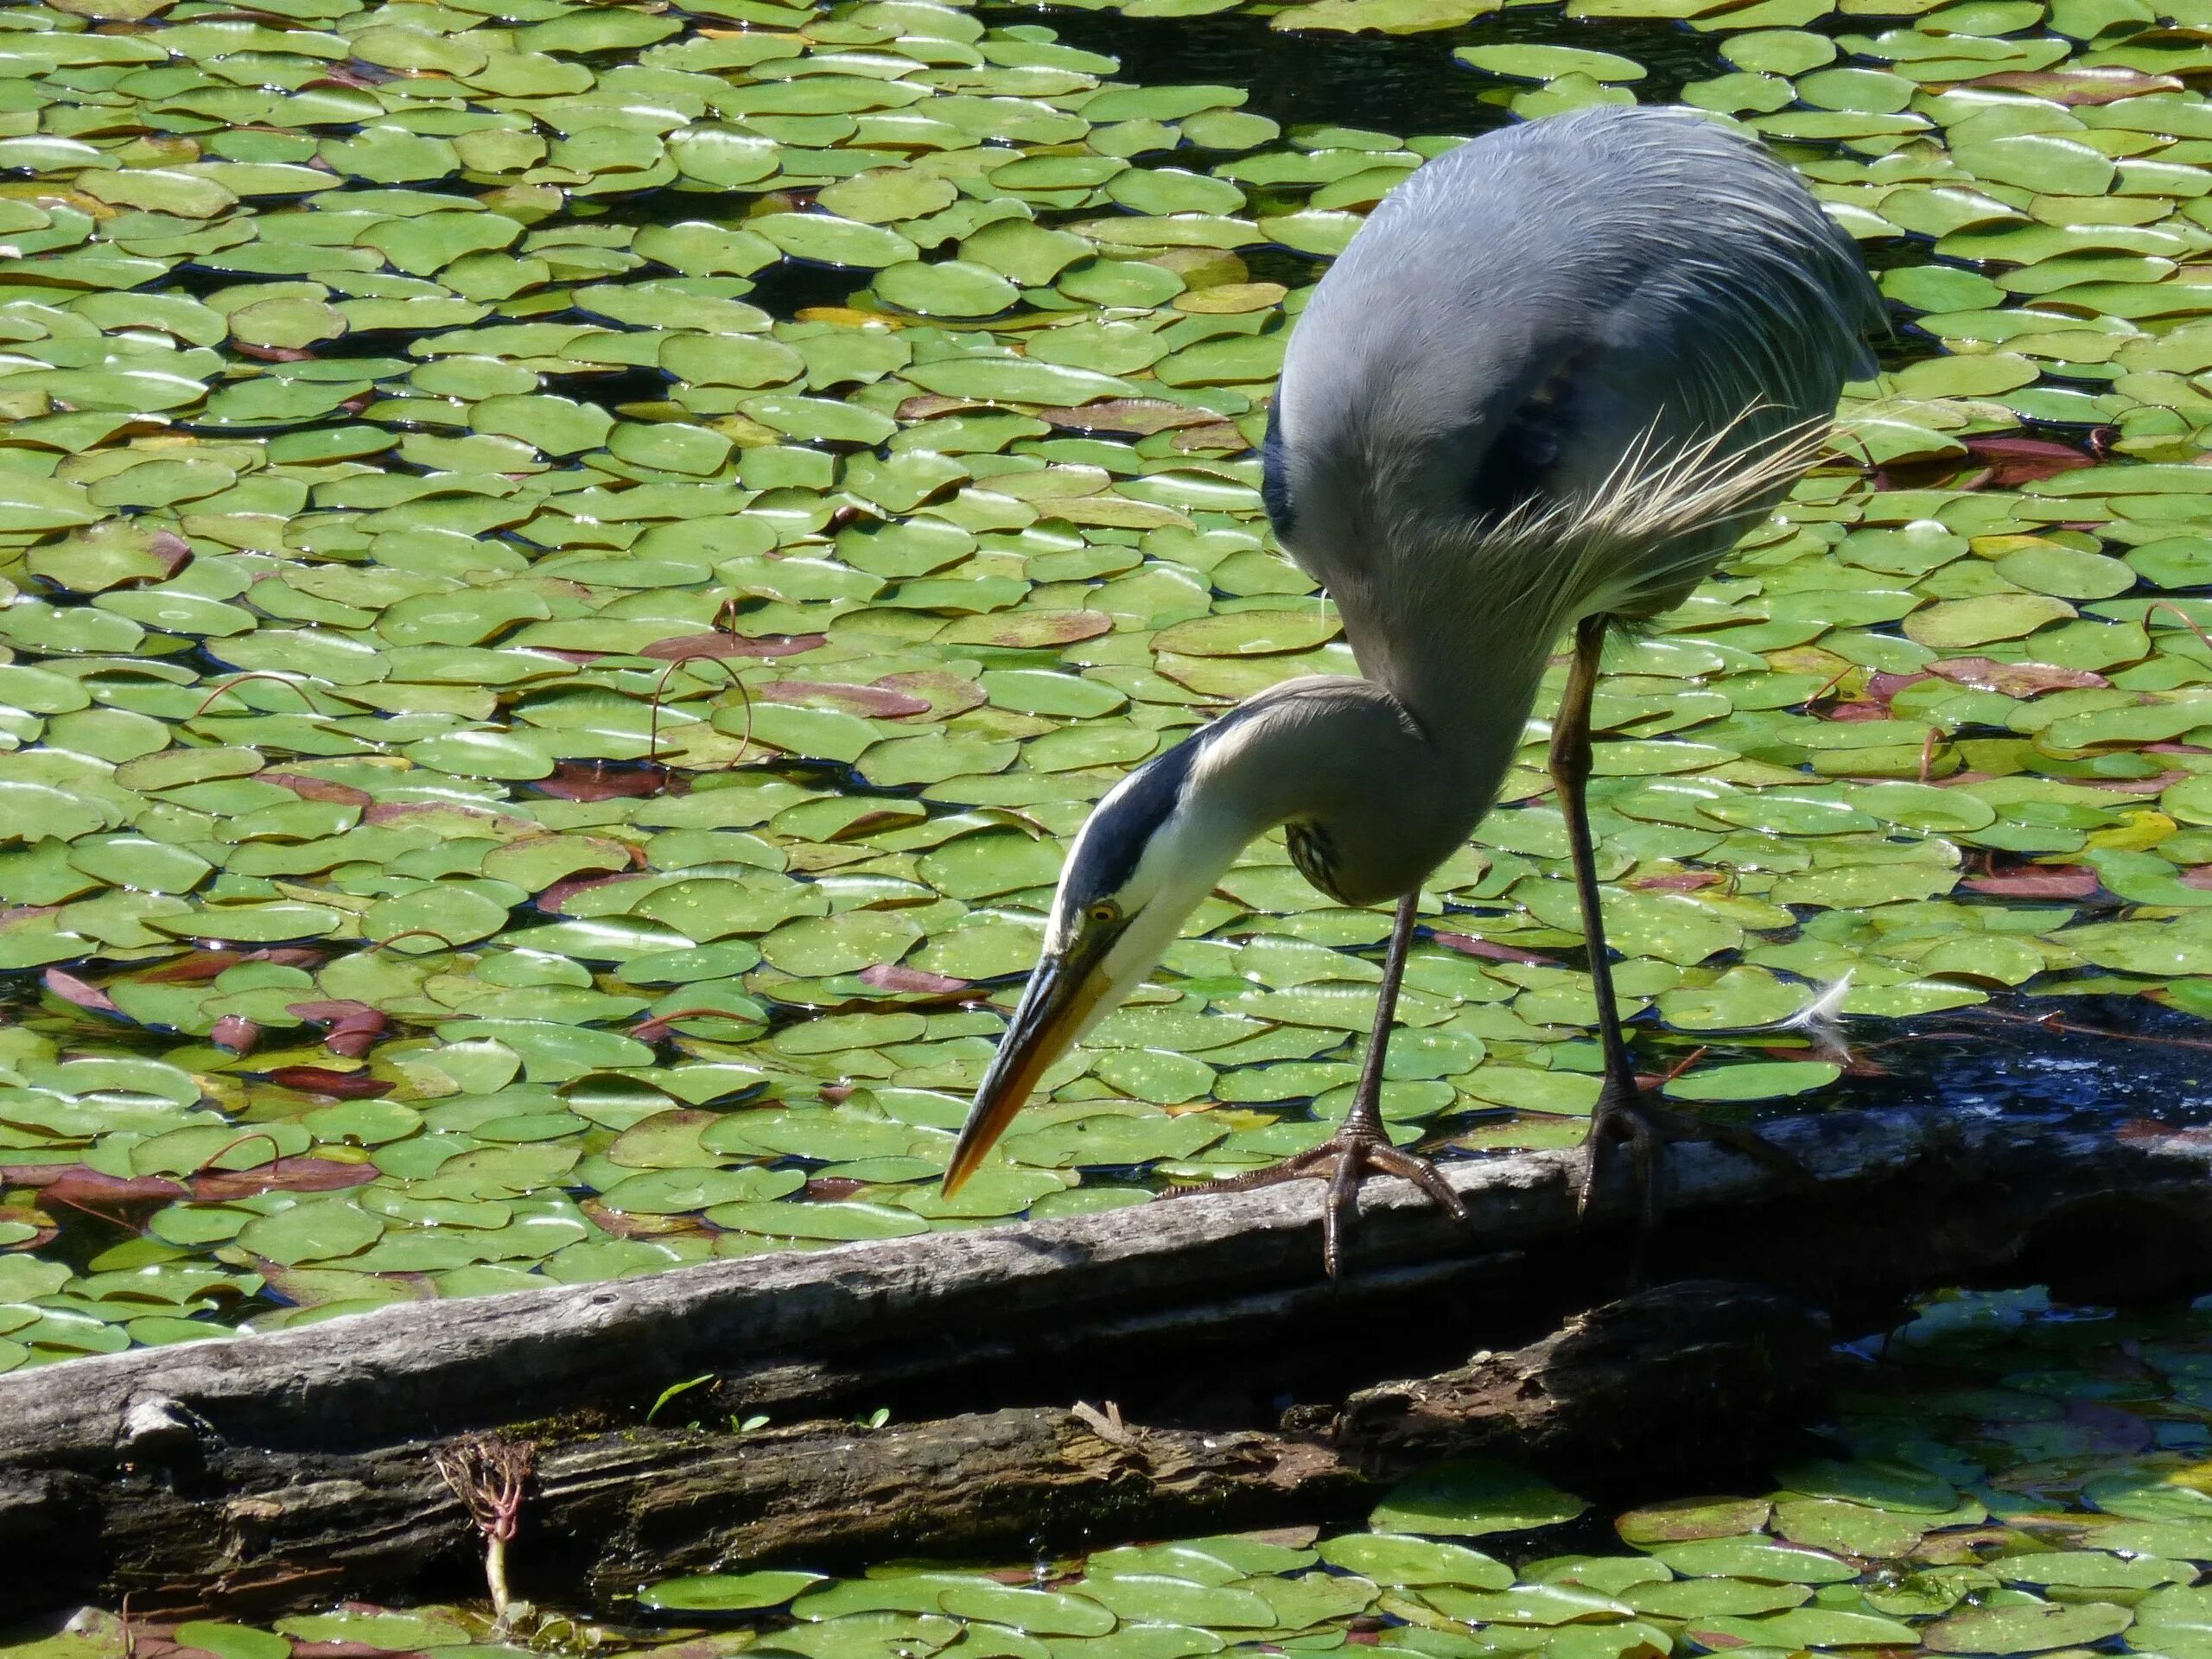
[2,0,2212,1363]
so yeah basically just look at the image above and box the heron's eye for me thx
[1086,900,1120,927]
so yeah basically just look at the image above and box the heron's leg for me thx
[1554,616,1808,1227]
[1164,892,1469,1277]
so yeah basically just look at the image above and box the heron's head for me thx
[939,678,1448,1195]
[943,730,1250,1194]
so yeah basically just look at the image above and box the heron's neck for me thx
[1190,674,1523,906]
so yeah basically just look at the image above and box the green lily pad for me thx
[1646,1538,1856,1584]
[1925,1601,2133,1654]
[939,1586,1117,1636]
[1455,43,1645,79]
[642,1572,829,1611]
[1372,1461,1590,1538]
[1075,1577,1276,1629]
[877,259,1020,318]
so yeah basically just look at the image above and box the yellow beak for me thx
[943,943,1113,1195]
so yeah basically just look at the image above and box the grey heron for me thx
[941,104,1882,1272]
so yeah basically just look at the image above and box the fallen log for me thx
[8,1104,2212,1478]
[7,1104,2212,1623]
[28,1281,1832,1619]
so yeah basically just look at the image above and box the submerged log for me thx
[23,1281,1829,1619]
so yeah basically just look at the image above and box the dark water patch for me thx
[544,364,670,407]
[1745,992,2212,1130]
[738,257,868,318]
[1005,3,1725,135]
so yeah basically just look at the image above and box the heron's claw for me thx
[1578,1077,1812,1233]
[1167,1123,1470,1278]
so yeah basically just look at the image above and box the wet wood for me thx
[15,1281,1828,1619]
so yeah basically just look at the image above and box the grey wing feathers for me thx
[1265,105,1881,626]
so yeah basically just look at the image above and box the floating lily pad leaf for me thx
[2088,1471,2212,1522]
[1061,260,1186,307]
[1655,969,1809,1032]
[404,732,557,781]
[473,394,613,457]
[0,476,99,534]
[1154,612,1341,656]
[1003,1112,1225,1169]
[642,1572,827,1612]
[669,129,779,187]
[963,220,1094,285]
[940,1585,1117,1636]
[877,259,1020,317]
[1909,597,2082,650]
[1541,1622,1670,1659]
[1273,0,1501,29]
[1688,1611,1918,1649]
[1626,1580,1809,1618]
[918,831,1064,900]
[1090,1048,1217,1104]
[2099,1522,2212,1561]
[1664,1061,1840,1103]
[905,357,1141,405]
[1722,29,1835,72]
[276,1611,471,1649]
[236,1198,383,1267]
[1779,1457,1956,1512]
[754,213,919,270]
[1952,133,2115,195]
[1864,1568,1994,1619]
[66,837,210,895]
[362,213,523,277]
[1618,1497,1771,1547]
[897,1167,1066,1220]
[789,1577,978,1619]
[1257,211,1363,257]
[1372,1461,1589,1538]
[600,1166,802,1214]
[1456,43,1645,79]
[1076,1577,1276,1629]
[173,1625,290,1659]
[1925,1601,2133,1654]
[1646,1538,1856,1584]
[1770,1499,1923,1560]
[366,887,510,952]
[636,222,780,276]
[707,1199,929,1240]
[741,393,898,446]
[81,168,238,219]
[1995,1552,2189,1589]
[1082,1551,1244,1598]
[1317,1535,1514,1589]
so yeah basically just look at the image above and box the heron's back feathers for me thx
[1267,105,1878,737]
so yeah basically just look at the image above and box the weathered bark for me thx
[7,1106,2212,1622]
[19,1282,1829,1620]
[8,1105,2211,1476]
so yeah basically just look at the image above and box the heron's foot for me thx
[1577,1075,1812,1230]
[1170,1122,1469,1278]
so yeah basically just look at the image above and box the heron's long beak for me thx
[943,936,1115,1195]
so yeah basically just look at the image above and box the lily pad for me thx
[1372,1461,1590,1538]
